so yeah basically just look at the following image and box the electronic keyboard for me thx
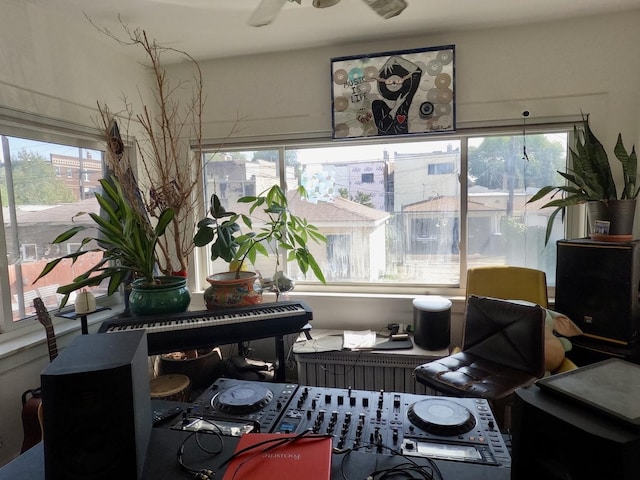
[97,300,312,355]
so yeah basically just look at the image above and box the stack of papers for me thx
[342,330,377,350]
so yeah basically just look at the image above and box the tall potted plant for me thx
[194,185,327,308]
[528,114,639,244]
[35,176,190,315]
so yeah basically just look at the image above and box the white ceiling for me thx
[35,0,640,61]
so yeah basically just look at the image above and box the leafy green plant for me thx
[194,185,327,284]
[528,114,638,244]
[35,176,174,307]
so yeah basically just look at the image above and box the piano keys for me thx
[97,300,313,356]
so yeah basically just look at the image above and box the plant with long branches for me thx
[91,16,205,276]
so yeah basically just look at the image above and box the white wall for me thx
[1,3,640,466]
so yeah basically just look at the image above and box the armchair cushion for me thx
[414,352,541,400]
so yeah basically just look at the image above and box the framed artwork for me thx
[331,45,455,139]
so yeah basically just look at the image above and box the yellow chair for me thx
[466,265,549,308]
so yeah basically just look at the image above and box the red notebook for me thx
[221,433,333,480]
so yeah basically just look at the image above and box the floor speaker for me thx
[40,330,151,480]
[556,238,640,345]
[512,386,640,480]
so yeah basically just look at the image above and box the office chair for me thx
[414,293,547,429]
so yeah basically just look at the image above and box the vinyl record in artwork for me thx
[331,45,455,139]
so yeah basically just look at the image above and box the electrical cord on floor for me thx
[177,419,225,480]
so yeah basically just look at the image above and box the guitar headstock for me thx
[33,297,52,329]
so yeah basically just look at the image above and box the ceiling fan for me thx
[248,0,408,27]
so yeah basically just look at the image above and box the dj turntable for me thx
[185,379,510,469]
[188,378,298,433]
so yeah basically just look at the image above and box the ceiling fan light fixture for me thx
[312,0,342,7]
[362,0,407,19]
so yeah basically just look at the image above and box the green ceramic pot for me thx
[129,275,191,316]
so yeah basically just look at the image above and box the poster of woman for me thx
[331,45,455,139]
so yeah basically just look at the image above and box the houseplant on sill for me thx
[528,114,639,244]
[193,185,327,308]
[35,175,190,316]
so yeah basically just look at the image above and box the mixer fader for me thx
[274,386,399,453]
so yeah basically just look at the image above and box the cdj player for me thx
[178,378,510,469]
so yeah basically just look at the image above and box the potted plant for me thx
[528,114,639,244]
[34,175,190,316]
[193,184,327,308]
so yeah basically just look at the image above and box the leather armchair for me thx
[414,295,546,428]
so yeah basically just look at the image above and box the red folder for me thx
[222,433,332,480]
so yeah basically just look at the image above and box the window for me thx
[0,111,107,330]
[200,123,572,290]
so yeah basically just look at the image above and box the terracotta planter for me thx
[203,271,262,309]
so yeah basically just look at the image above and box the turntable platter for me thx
[407,398,476,436]
[213,383,274,414]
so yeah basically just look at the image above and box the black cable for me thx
[176,419,225,480]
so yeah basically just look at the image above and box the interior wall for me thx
[1,3,640,466]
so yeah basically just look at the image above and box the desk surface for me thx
[1,428,509,480]
[293,329,450,357]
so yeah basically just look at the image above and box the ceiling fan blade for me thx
[248,0,289,27]
[312,0,342,7]
[361,0,407,19]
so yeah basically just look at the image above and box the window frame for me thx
[0,107,123,336]
[195,119,583,298]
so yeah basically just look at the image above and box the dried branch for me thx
[90,15,205,275]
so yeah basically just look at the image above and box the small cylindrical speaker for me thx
[413,295,451,350]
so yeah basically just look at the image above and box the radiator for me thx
[294,350,438,395]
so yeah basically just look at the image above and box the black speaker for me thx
[556,238,640,344]
[41,330,151,480]
[512,386,640,480]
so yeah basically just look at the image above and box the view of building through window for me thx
[203,130,567,286]
[0,135,105,322]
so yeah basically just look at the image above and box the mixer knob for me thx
[362,398,369,408]
[337,395,344,405]
[376,409,382,420]
[276,401,282,410]
[348,387,352,396]
[393,395,401,408]
[488,420,495,431]
[318,409,326,420]
[312,399,317,409]
[344,412,352,423]
[325,394,331,404]
[350,396,356,407]
[331,411,338,421]
[359,413,366,423]
[307,410,312,419]
[392,428,399,443]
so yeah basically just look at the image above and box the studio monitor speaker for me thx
[556,239,640,345]
[512,386,640,480]
[41,330,151,480]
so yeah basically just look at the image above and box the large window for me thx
[0,113,107,331]
[201,124,571,289]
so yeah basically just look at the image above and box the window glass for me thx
[202,128,568,287]
[0,135,105,322]
[467,133,567,284]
